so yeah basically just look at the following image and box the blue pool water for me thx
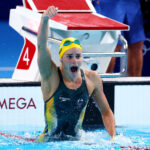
[0,126,150,150]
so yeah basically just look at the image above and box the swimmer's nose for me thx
[71,56,78,64]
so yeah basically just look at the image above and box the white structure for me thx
[9,0,129,81]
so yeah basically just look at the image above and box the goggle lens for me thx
[63,40,80,46]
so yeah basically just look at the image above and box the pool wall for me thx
[0,77,150,130]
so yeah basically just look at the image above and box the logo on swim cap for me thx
[59,37,82,59]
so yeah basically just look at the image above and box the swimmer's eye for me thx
[66,54,81,60]
[67,54,73,59]
[76,54,81,59]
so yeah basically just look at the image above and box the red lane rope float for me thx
[0,132,36,142]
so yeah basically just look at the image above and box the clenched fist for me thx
[42,6,58,20]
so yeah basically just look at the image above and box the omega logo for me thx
[0,97,36,109]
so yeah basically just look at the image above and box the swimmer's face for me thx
[61,47,82,77]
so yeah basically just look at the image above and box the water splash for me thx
[0,128,150,150]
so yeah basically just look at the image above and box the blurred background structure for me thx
[0,0,150,78]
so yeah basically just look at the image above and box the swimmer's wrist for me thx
[41,16,49,22]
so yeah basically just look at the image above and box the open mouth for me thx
[70,66,78,73]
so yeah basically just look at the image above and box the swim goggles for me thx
[59,37,82,59]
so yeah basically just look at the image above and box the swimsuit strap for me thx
[80,69,85,80]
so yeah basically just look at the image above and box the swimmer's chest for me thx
[53,85,89,116]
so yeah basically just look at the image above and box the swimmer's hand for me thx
[110,136,116,143]
[110,134,133,145]
[42,6,58,20]
[111,136,116,141]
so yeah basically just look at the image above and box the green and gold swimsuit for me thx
[38,68,89,142]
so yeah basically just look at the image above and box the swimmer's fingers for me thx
[110,136,116,143]
[43,6,58,19]
[47,6,58,17]
[111,136,116,141]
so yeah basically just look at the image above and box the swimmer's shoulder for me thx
[82,69,102,85]
[83,68,101,79]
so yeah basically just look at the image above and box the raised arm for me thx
[37,6,58,79]
[92,73,116,138]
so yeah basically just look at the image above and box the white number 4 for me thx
[23,48,30,66]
